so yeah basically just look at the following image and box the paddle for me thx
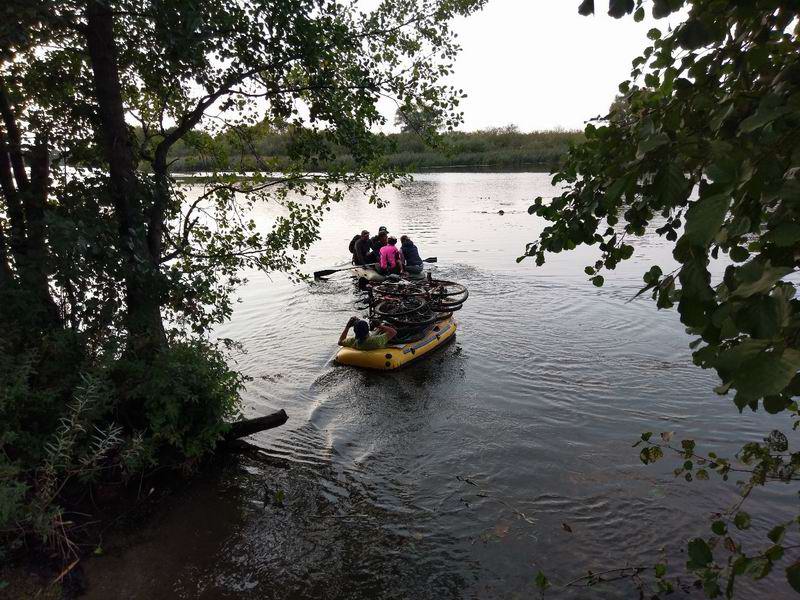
[313,257,437,279]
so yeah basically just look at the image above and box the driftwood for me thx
[224,409,288,442]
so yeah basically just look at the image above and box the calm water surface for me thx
[88,173,795,599]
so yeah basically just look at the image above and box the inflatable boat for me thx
[353,266,425,282]
[335,317,456,370]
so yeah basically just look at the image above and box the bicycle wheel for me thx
[431,301,462,312]
[383,307,438,327]
[372,282,428,297]
[427,280,469,299]
[374,297,426,317]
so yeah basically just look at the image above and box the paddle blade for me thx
[423,257,437,263]
[313,269,338,278]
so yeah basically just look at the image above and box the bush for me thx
[118,340,244,460]
[0,336,244,561]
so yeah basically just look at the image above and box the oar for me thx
[313,257,437,279]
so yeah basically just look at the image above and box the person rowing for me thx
[352,230,375,266]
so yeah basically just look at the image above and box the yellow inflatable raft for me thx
[335,318,457,370]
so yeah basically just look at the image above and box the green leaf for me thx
[607,0,634,18]
[740,106,791,133]
[605,173,635,203]
[676,194,730,250]
[633,6,644,22]
[732,348,800,401]
[591,275,604,287]
[735,296,783,339]
[733,511,751,530]
[535,570,550,590]
[711,520,727,535]
[729,246,749,262]
[747,557,772,580]
[578,0,594,16]
[655,162,689,206]
[676,18,710,50]
[786,562,800,593]
[647,28,662,40]
[655,562,666,577]
[731,260,792,298]
[763,395,791,414]
[687,537,713,567]
[764,223,800,247]
[636,132,670,158]
[766,545,784,562]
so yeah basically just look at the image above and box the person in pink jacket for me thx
[379,236,402,275]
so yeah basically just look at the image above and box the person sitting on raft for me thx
[352,230,375,265]
[338,317,397,350]
[369,226,389,256]
[400,235,424,274]
[379,236,402,275]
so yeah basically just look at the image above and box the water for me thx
[85,172,796,598]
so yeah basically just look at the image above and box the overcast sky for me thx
[431,0,677,132]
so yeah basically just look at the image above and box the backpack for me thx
[348,234,360,254]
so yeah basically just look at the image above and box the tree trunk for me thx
[21,136,60,325]
[84,0,166,353]
[0,123,60,326]
[0,83,30,192]
[223,410,289,442]
[0,221,13,288]
[0,129,28,262]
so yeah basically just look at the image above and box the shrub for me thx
[119,340,244,460]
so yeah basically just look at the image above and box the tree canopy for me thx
[525,0,800,596]
[0,0,483,560]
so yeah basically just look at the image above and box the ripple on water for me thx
[186,173,797,599]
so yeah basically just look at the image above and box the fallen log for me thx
[224,409,288,442]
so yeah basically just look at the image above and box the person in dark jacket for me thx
[353,230,375,265]
[400,235,424,274]
[369,226,389,257]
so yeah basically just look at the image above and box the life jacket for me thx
[348,234,360,254]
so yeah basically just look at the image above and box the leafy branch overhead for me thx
[522,0,800,597]
[524,0,800,413]
[0,0,484,560]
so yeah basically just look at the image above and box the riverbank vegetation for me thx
[167,126,583,172]
[525,0,800,597]
[0,0,484,586]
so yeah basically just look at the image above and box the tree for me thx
[394,103,447,134]
[522,0,800,596]
[0,0,485,559]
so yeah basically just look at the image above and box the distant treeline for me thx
[168,127,584,172]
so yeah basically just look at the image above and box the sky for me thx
[424,0,678,132]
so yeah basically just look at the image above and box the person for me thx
[352,230,375,265]
[379,236,402,275]
[400,235,424,274]
[369,226,389,257]
[338,316,397,350]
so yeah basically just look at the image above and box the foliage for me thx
[394,103,445,134]
[0,0,485,563]
[118,340,245,459]
[522,0,800,596]
[168,126,583,172]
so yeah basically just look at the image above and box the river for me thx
[85,172,796,599]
